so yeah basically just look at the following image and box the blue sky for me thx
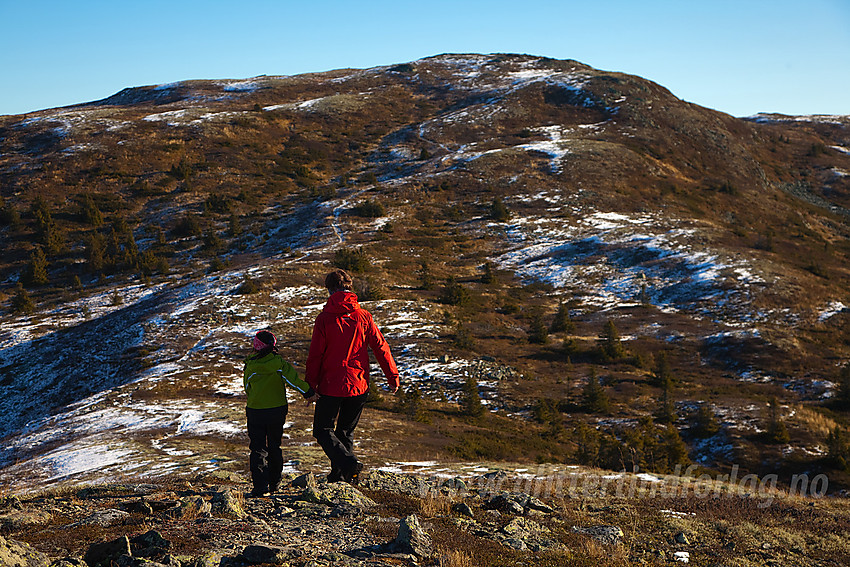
[1,0,848,117]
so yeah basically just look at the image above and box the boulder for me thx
[300,480,376,509]
[84,536,132,567]
[130,530,171,558]
[49,558,87,567]
[358,470,431,497]
[571,525,624,545]
[390,514,433,558]
[0,535,50,567]
[241,544,301,565]
[451,502,475,518]
[73,508,130,528]
[211,488,245,519]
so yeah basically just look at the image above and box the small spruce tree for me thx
[480,261,496,284]
[837,364,850,410]
[10,283,35,314]
[489,197,510,222]
[693,403,720,438]
[582,367,609,414]
[550,302,574,333]
[765,397,790,444]
[24,246,49,286]
[528,311,549,344]
[417,260,434,290]
[461,375,485,418]
[599,319,625,361]
[439,277,470,306]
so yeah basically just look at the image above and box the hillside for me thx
[1,50,850,528]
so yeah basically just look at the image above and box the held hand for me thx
[306,393,320,404]
[389,386,399,394]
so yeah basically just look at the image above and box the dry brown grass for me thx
[419,493,454,517]
[791,405,839,438]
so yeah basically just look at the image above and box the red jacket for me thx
[306,291,399,397]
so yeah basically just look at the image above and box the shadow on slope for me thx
[0,286,183,456]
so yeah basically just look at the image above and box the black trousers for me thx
[246,405,287,492]
[312,392,369,473]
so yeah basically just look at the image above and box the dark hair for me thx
[251,330,279,359]
[325,269,353,292]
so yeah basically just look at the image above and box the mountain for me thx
[1,52,850,509]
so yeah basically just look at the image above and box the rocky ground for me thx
[3,467,850,567]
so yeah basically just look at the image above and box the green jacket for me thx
[243,353,313,409]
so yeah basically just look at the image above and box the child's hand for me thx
[306,393,320,404]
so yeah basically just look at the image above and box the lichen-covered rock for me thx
[72,508,130,527]
[571,525,624,545]
[49,558,87,567]
[0,535,50,567]
[300,480,376,508]
[0,509,52,530]
[211,488,245,519]
[391,514,433,558]
[358,470,431,496]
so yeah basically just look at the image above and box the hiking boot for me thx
[249,487,270,498]
[344,461,364,486]
[327,467,344,483]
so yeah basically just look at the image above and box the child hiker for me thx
[244,330,318,497]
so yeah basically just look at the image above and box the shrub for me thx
[489,197,510,222]
[236,276,260,295]
[333,248,370,272]
[352,200,386,218]
[227,212,243,238]
[360,279,386,301]
[169,159,194,181]
[0,196,21,228]
[205,193,232,215]
[172,215,203,238]
[826,428,850,471]
[439,277,470,306]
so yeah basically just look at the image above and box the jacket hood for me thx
[323,290,360,314]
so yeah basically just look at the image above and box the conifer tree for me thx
[528,310,549,344]
[10,283,35,314]
[402,386,431,424]
[652,352,674,388]
[79,193,103,226]
[480,261,496,284]
[655,379,677,424]
[24,246,49,286]
[582,367,609,414]
[599,319,625,361]
[461,375,485,418]
[550,302,574,333]
[489,197,510,222]
[766,397,790,444]
[85,234,105,273]
[227,211,243,238]
[417,260,434,290]
[693,403,720,438]
[439,276,470,306]
[662,425,690,472]
[837,364,850,410]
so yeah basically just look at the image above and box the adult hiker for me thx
[244,330,318,497]
[306,269,400,484]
